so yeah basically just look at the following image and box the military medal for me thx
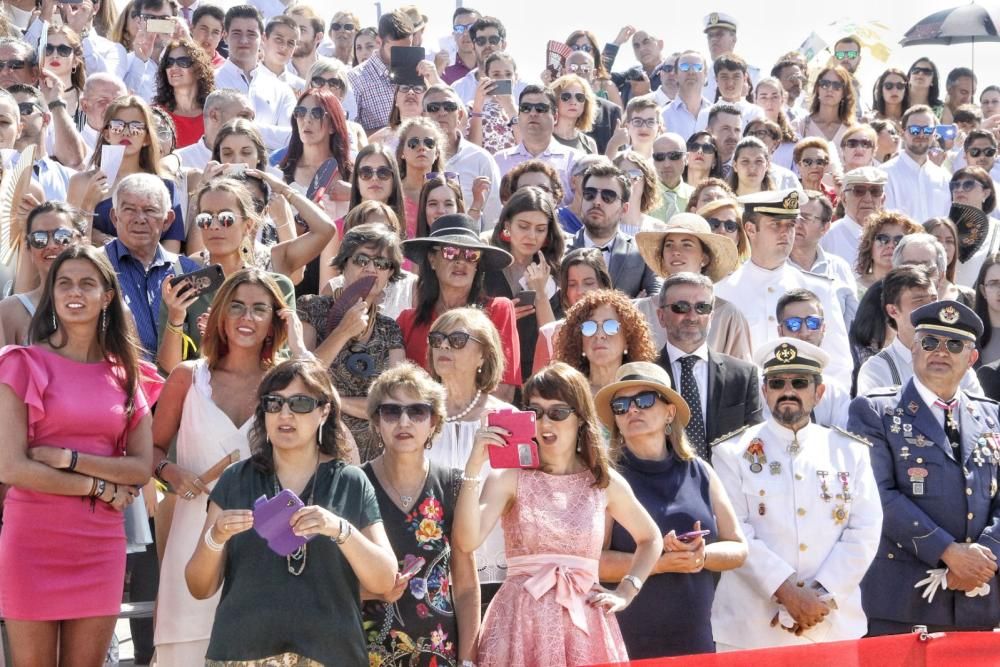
[832,505,848,525]
[758,502,766,516]
[837,471,852,502]
[908,401,920,415]
[900,446,910,460]
[787,435,801,456]
[915,433,928,447]
[769,461,782,475]
[818,470,832,501]
[908,467,928,496]
[974,446,986,467]
[744,439,766,473]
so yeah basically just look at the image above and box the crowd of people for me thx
[0,1,1000,666]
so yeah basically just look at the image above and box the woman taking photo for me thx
[0,245,158,666]
[185,358,397,665]
[907,58,944,119]
[613,151,664,234]
[362,363,480,665]
[153,37,215,149]
[795,65,855,150]
[596,361,747,658]
[870,68,909,125]
[454,362,661,666]
[41,25,87,132]
[949,166,999,286]
[397,117,448,240]
[728,137,773,197]
[368,84,426,147]
[468,52,520,155]
[854,211,922,292]
[398,214,521,401]
[551,74,598,154]
[684,132,723,188]
[299,224,406,462]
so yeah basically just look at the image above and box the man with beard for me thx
[821,167,887,269]
[711,337,882,650]
[566,163,660,297]
[654,271,761,460]
[771,56,808,121]
[285,4,323,80]
[706,102,742,178]
[833,35,865,120]
[848,300,1000,635]
[883,104,952,222]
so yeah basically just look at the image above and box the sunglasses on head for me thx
[950,179,982,192]
[195,210,238,229]
[875,233,903,245]
[688,141,716,154]
[848,184,883,198]
[261,394,326,414]
[0,59,27,71]
[817,79,845,91]
[910,66,934,76]
[800,157,829,167]
[582,187,621,204]
[844,139,874,149]
[311,76,345,90]
[437,245,481,263]
[580,318,620,337]
[907,125,936,136]
[766,377,812,390]
[164,55,193,69]
[351,252,393,270]
[358,165,393,181]
[610,390,664,415]
[968,147,997,158]
[406,136,436,150]
[376,402,433,422]
[425,101,458,113]
[918,335,969,354]
[330,22,355,31]
[293,105,327,120]
[27,227,74,249]
[653,150,684,162]
[882,81,907,91]
[664,301,713,315]
[706,217,740,233]
[428,330,482,349]
[783,315,823,332]
[677,62,703,73]
[44,44,74,58]
[526,404,575,421]
[105,119,146,135]
[519,102,552,114]
[474,35,502,46]
[560,91,586,103]
[570,43,592,53]
[835,50,859,59]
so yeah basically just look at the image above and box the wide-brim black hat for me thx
[402,214,513,271]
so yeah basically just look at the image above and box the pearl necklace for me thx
[447,388,482,422]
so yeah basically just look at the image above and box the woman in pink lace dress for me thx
[454,362,661,666]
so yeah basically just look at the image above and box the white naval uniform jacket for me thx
[711,420,883,649]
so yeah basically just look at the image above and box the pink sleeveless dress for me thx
[477,469,628,667]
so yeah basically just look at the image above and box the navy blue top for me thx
[93,179,186,243]
[609,447,718,658]
[557,206,583,234]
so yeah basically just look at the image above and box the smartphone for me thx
[400,556,426,578]
[487,409,539,469]
[252,489,315,556]
[145,17,175,34]
[677,529,711,543]
[170,264,225,299]
[513,290,536,307]
[491,79,512,96]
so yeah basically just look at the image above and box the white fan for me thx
[0,144,35,266]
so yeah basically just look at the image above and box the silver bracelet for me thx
[204,528,225,552]
[333,518,353,544]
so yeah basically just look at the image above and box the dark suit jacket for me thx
[587,97,622,155]
[977,359,1000,401]
[568,230,661,298]
[655,346,763,458]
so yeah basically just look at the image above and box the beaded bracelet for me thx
[460,474,481,487]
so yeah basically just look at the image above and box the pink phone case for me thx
[487,409,539,469]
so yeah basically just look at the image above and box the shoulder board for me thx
[710,424,750,448]
[800,269,835,282]
[966,393,1000,405]
[831,426,872,447]
[863,386,900,397]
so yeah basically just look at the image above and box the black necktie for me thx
[935,398,961,453]
[679,355,708,459]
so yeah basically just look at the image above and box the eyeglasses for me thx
[653,151,684,162]
[968,147,997,158]
[848,184,884,198]
[27,227,74,249]
[799,157,829,167]
[428,330,482,349]
[659,64,675,73]
[0,59,27,71]
[426,171,459,182]
[376,402,433,422]
[437,245,481,263]
[835,50,859,59]
[44,44,74,58]
[582,187,621,204]
[227,301,273,320]
[844,139,874,149]
[519,102,552,114]
[105,119,147,135]
[406,136,436,150]
[330,22,355,31]
[560,91,586,103]
[525,405,576,421]
[610,390,664,416]
[398,85,426,95]
[766,377,812,390]
[358,165,393,181]
[918,335,969,354]
[567,63,592,75]
[817,79,845,91]
[629,117,658,128]
[350,252,393,270]
[261,394,326,414]
[311,76,345,90]
[706,217,740,233]
[874,233,904,245]
[580,318,620,337]
[425,101,458,113]
[194,210,238,229]
[910,66,934,76]
[688,142,716,155]
[882,81,907,91]
[907,125,936,136]
[474,35,502,46]
[570,43,592,53]
[293,105,327,120]
[17,101,41,116]
[677,62,703,73]
[748,129,775,141]
[950,179,983,192]
[782,315,823,332]
[663,301,713,315]
[164,55,193,69]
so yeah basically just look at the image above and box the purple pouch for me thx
[252,489,315,556]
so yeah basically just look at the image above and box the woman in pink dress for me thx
[454,362,661,667]
[0,245,160,666]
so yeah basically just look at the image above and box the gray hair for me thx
[82,72,128,98]
[892,232,947,276]
[423,83,461,104]
[308,56,349,80]
[204,89,252,116]
[0,37,35,65]
[660,271,714,306]
[571,153,613,179]
[112,173,171,216]
[329,223,404,283]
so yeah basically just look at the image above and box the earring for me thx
[500,227,511,242]
[240,236,254,264]
[424,437,434,450]
[100,307,108,334]
[317,420,326,444]
[477,366,483,374]
[51,309,57,331]
[665,422,673,436]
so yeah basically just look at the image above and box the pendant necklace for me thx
[380,456,429,509]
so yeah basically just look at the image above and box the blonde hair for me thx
[366,362,447,445]
[552,74,597,132]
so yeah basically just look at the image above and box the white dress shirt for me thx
[820,214,864,268]
[856,336,983,396]
[446,135,503,230]
[664,340,709,419]
[694,98,765,133]
[123,52,157,99]
[912,374,957,432]
[176,137,213,171]
[661,96,711,141]
[214,60,295,152]
[494,139,580,206]
[882,152,951,223]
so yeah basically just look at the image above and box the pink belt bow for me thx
[507,554,599,634]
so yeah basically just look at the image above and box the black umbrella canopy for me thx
[901,3,1000,45]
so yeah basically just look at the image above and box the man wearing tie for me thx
[654,272,762,461]
[848,300,1000,635]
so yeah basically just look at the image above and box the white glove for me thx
[940,569,992,598]
[915,568,991,603]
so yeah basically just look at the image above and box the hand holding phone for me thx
[491,79,513,96]
[677,529,711,543]
[170,264,225,300]
[487,409,539,469]
[400,556,426,578]
[253,489,315,556]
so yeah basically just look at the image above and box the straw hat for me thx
[635,212,739,282]
[594,362,691,430]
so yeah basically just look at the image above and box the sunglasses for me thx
[358,165,393,181]
[44,44,74,57]
[907,125,936,136]
[406,136,436,150]
[0,59,27,71]
[844,139,874,149]
[426,171,459,183]
[817,79,845,91]
[610,390,664,416]
[437,245,481,263]
[664,301,713,315]
[582,187,621,204]
[580,318,620,337]
[398,85,425,95]
[311,76,345,90]
[800,157,829,167]
[17,101,40,116]
[623,168,643,182]
[425,101,458,113]
[227,301,273,320]
[629,117,658,128]
[194,210,238,229]
[707,217,740,233]
[330,22,355,31]
[27,227,74,249]
[688,142,716,155]
[519,102,552,114]
[428,330,482,349]
[570,43,592,53]
[474,35,502,46]
[525,404,576,421]
[875,233,904,245]
[567,63,592,75]
[918,335,969,354]
[766,377,812,390]
[560,91,586,103]
[376,402,433,422]
[677,62,703,73]
[351,252,393,270]
[659,64,675,73]
[968,147,997,158]
[848,185,884,198]
[452,24,471,34]
[164,55,193,69]
[835,50,859,59]
[910,66,934,76]
[950,179,983,192]
[261,394,326,414]
[653,151,684,162]
[882,81,907,91]
[105,119,147,135]
[782,315,823,332]
[293,105,327,120]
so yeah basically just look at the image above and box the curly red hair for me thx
[553,289,657,377]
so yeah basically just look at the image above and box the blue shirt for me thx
[104,239,200,360]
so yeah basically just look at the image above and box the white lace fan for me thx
[0,144,35,265]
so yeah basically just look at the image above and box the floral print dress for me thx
[362,462,463,666]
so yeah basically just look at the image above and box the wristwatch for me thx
[622,574,643,593]
[48,99,67,111]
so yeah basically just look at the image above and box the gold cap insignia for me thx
[775,343,797,364]
[709,12,719,24]
[782,191,799,210]
[939,305,960,325]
